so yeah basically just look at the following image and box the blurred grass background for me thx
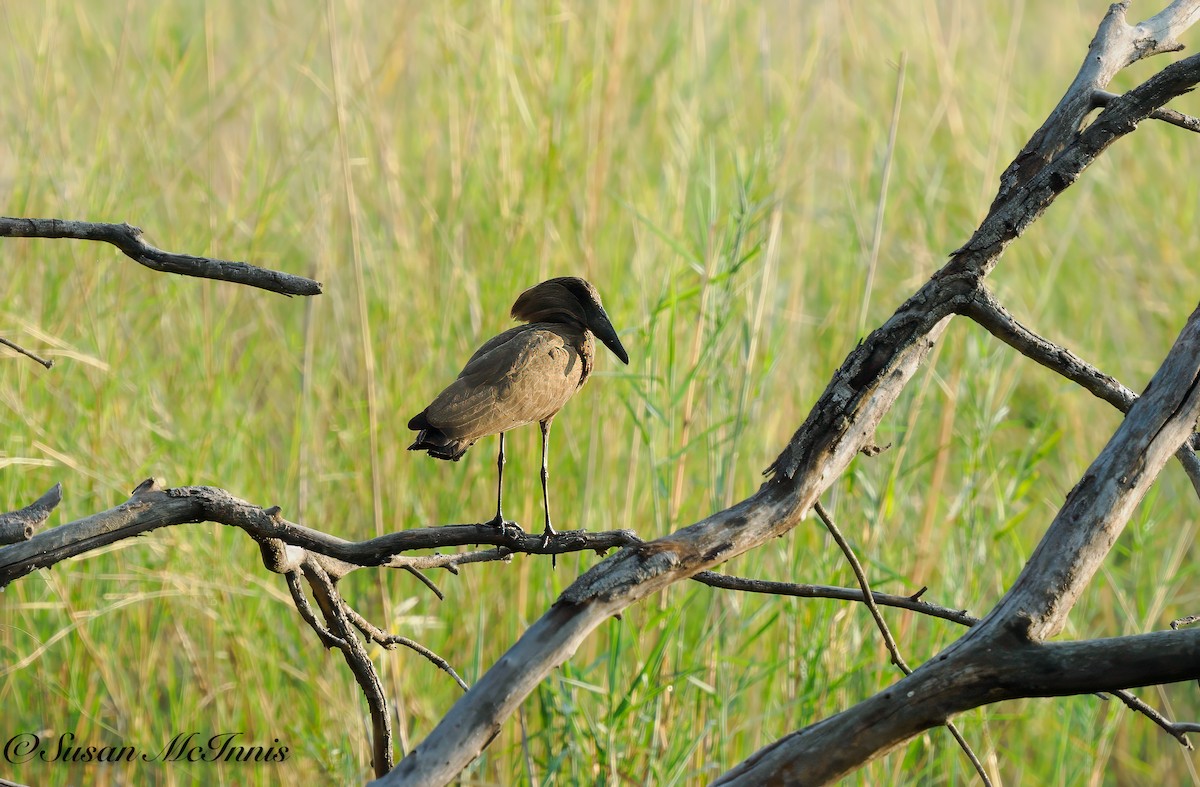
[1,0,1199,784]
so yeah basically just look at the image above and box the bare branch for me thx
[0,336,54,368]
[0,217,322,297]
[0,483,639,589]
[716,628,1200,785]
[964,287,1139,411]
[344,606,470,692]
[985,302,1200,641]
[816,502,911,672]
[1109,689,1195,749]
[302,558,394,778]
[717,299,1200,785]
[1093,88,1200,131]
[400,565,446,599]
[963,286,1200,495]
[285,569,347,649]
[689,571,979,627]
[387,548,515,572]
[815,501,992,787]
[992,0,1200,206]
[0,479,644,775]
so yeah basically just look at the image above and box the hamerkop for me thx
[408,276,629,540]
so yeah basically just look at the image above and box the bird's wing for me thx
[423,325,585,441]
[461,325,527,369]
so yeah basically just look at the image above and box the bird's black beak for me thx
[590,306,629,365]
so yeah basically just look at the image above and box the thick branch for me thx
[0,217,322,297]
[720,298,1200,784]
[715,628,1200,785]
[991,0,1200,206]
[980,301,1200,640]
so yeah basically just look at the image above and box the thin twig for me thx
[386,548,515,573]
[813,502,909,670]
[1109,689,1195,749]
[0,337,53,368]
[400,565,446,599]
[344,605,470,692]
[1093,88,1200,132]
[690,570,978,627]
[962,286,1200,496]
[814,501,993,787]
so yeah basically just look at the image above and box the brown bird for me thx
[408,276,629,541]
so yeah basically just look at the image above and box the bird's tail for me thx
[407,412,473,461]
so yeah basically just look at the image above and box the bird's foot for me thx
[486,514,522,538]
[542,525,559,569]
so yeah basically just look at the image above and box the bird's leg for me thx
[486,432,515,532]
[539,419,558,550]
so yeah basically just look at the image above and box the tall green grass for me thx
[1,1,1198,784]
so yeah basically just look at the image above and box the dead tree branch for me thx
[0,336,54,368]
[5,4,1198,784]
[814,501,991,786]
[690,571,979,627]
[0,217,322,297]
[992,0,1200,208]
[0,483,639,589]
[0,479,641,779]
[720,302,1200,785]
[1093,88,1200,131]
[964,285,1200,493]
[377,4,1200,785]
